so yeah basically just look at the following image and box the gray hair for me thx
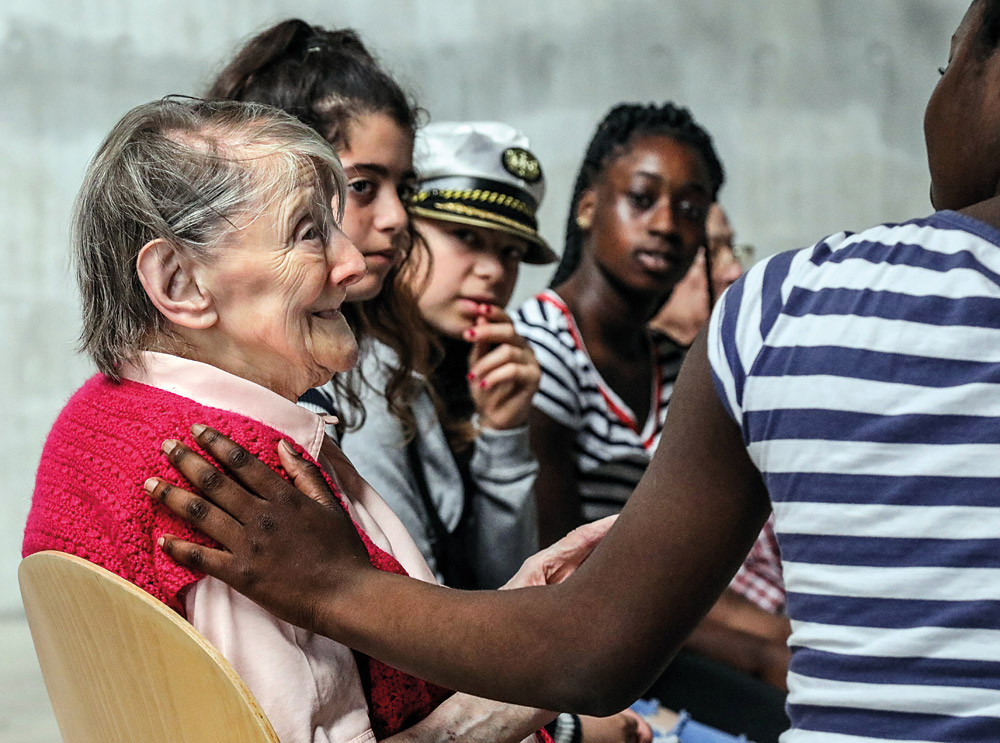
[73,96,346,379]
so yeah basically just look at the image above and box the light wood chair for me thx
[18,550,279,743]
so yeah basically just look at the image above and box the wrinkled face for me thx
[705,203,743,298]
[409,218,528,338]
[199,171,366,400]
[580,135,713,297]
[339,113,416,302]
[925,1,1000,210]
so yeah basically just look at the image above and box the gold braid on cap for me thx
[412,188,535,218]
[428,202,535,236]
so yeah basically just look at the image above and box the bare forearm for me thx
[312,338,772,710]
[314,571,636,712]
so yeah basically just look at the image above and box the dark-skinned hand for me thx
[146,424,373,632]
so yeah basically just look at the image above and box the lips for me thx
[362,247,400,264]
[461,295,499,307]
[634,249,677,273]
[313,309,342,320]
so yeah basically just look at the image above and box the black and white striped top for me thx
[514,290,686,521]
[709,211,1000,742]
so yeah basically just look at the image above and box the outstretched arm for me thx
[150,332,771,714]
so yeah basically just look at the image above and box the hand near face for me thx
[463,304,541,431]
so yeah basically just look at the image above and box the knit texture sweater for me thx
[24,373,450,738]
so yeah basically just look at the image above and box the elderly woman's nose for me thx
[330,232,368,287]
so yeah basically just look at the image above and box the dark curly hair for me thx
[208,20,431,439]
[550,102,725,288]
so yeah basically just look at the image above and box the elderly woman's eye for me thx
[299,223,323,242]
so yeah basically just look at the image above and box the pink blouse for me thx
[123,352,437,743]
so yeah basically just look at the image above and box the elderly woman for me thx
[22,98,566,743]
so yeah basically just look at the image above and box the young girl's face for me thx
[338,113,416,303]
[578,134,713,297]
[409,219,528,338]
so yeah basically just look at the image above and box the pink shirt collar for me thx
[121,352,331,460]
[121,351,437,585]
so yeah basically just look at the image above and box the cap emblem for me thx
[501,147,542,183]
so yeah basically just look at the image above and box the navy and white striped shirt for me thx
[708,210,1000,742]
[515,290,685,521]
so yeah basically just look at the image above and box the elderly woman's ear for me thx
[136,238,219,330]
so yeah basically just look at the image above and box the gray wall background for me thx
[0,0,966,614]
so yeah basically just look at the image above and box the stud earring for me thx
[576,216,590,230]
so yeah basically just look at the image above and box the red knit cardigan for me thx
[24,373,450,739]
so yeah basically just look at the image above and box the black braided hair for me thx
[551,102,725,288]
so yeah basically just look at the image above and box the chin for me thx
[346,278,385,303]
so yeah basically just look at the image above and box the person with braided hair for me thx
[513,104,790,740]
[515,102,721,543]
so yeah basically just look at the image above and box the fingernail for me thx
[478,304,489,313]
[279,439,297,455]
[191,423,207,437]
[466,329,476,340]
[157,536,165,547]
[161,439,178,455]
[143,477,158,493]
[479,380,487,389]
[466,372,475,381]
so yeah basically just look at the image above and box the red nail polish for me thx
[467,329,476,340]
[466,372,475,381]
[479,380,487,389]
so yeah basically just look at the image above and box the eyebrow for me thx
[634,171,711,195]
[345,162,417,181]
[285,187,334,233]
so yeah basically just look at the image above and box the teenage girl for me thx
[514,104,790,741]
[514,103,721,546]
[340,120,550,592]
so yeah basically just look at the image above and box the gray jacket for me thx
[338,340,539,588]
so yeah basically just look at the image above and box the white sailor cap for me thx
[410,121,556,264]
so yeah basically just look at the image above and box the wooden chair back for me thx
[18,550,278,743]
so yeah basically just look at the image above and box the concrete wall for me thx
[0,0,965,613]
